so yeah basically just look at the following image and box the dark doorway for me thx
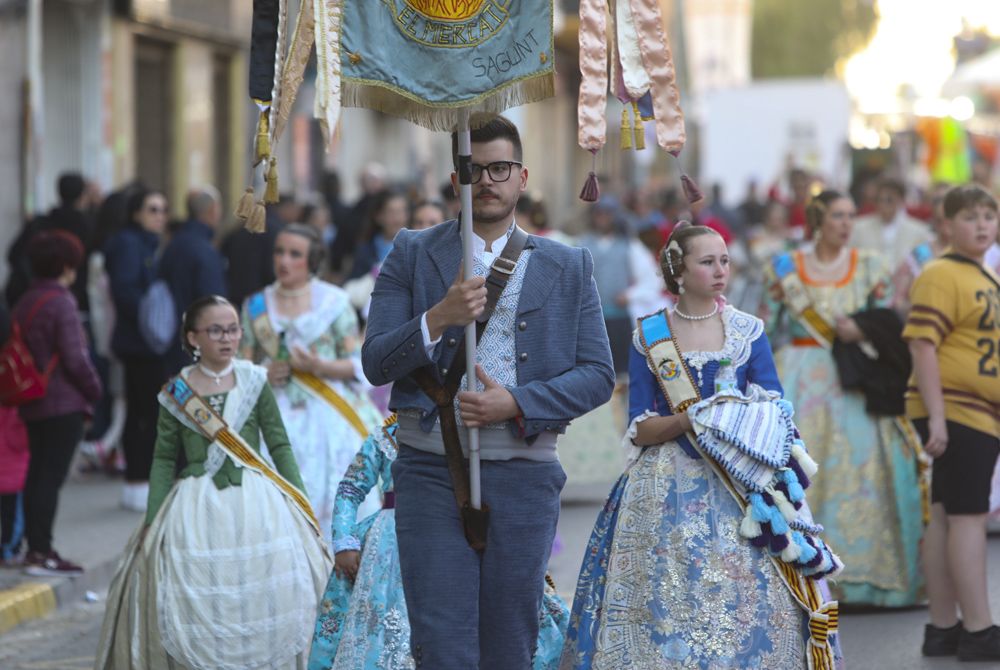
[134,37,173,196]
[213,52,233,212]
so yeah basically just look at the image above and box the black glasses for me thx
[470,161,522,184]
[144,205,167,214]
[194,325,242,341]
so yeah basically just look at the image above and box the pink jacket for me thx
[0,405,29,493]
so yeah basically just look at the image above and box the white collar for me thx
[472,219,517,257]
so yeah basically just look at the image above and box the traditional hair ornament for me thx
[665,239,683,276]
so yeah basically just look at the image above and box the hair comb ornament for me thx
[665,239,683,275]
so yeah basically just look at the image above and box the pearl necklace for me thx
[810,247,848,270]
[673,302,720,321]
[198,362,234,386]
[274,282,311,298]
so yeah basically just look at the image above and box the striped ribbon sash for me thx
[770,253,836,347]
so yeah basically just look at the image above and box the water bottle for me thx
[714,357,737,395]
[277,332,290,361]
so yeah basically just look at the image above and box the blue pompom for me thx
[750,493,771,523]
[769,506,789,534]
[783,470,805,503]
[793,532,817,564]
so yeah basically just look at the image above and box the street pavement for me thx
[3,476,1000,669]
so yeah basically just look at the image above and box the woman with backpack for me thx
[12,230,102,575]
[104,188,168,511]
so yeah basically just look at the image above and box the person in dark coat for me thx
[104,188,170,510]
[349,190,409,280]
[14,231,102,576]
[159,187,227,373]
[220,194,298,309]
[6,173,97,309]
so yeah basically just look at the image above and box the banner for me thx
[337,0,555,131]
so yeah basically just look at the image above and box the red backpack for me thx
[0,292,61,406]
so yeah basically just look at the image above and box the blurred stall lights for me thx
[949,96,976,121]
[849,119,892,150]
[910,96,976,120]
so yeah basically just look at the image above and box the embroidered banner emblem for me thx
[338,0,554,130]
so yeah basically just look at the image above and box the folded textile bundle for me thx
[690,386,844,580]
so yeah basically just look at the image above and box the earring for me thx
[677,280,685,295]
[193,346,201,362]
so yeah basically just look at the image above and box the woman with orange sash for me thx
[561,223,843,669]
[96,296,330,669]
[241,224,384,544]
[765,190,925,607]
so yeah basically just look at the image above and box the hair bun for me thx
[673,220,693,233]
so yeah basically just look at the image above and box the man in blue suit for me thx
[362,116,614,669]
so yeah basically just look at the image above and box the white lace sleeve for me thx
[349,354,373,390]
[622,410,659,467]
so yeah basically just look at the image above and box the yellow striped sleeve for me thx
[903,273,955,347]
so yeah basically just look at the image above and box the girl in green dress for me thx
[96,296,331,670]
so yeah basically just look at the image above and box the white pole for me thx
[457,109,481,510]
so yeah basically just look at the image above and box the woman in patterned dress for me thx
[561,223,843,669]
[241,225,384,544]
[765,190,924,606]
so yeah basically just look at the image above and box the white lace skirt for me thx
[96,471,331,670]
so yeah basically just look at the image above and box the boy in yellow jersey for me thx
[904,184,1000,661]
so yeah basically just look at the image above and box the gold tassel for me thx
[245,202,267,234]
[254,109,271,165]
[633,103,645,150]
[234,187,255,221]
[264,158,280,204]
[620,108,633,150]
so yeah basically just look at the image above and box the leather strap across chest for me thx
[409,225,529,551]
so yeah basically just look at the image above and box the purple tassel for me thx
[803,539,825,568]
[579,172,600,203]
[750,533,770,548]
[769,533,790,553]
[787,458,811,489]
[681,174,704,205]
[580,149,600,203]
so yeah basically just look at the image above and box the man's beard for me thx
[472,190,517,224]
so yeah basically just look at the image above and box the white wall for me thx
[701,79,852,205]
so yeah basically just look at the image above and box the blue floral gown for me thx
[309,419,571,670]
[560,306,843,669]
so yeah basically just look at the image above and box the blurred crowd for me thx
[1,160,999,578]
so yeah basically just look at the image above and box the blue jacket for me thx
[362,220,615,440]
[104,225,161,357]
[159,220,227,371]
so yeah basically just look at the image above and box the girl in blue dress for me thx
[560,223,843,669]
[309,416,570,670]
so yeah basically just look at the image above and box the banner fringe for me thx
[341,75,555,132]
